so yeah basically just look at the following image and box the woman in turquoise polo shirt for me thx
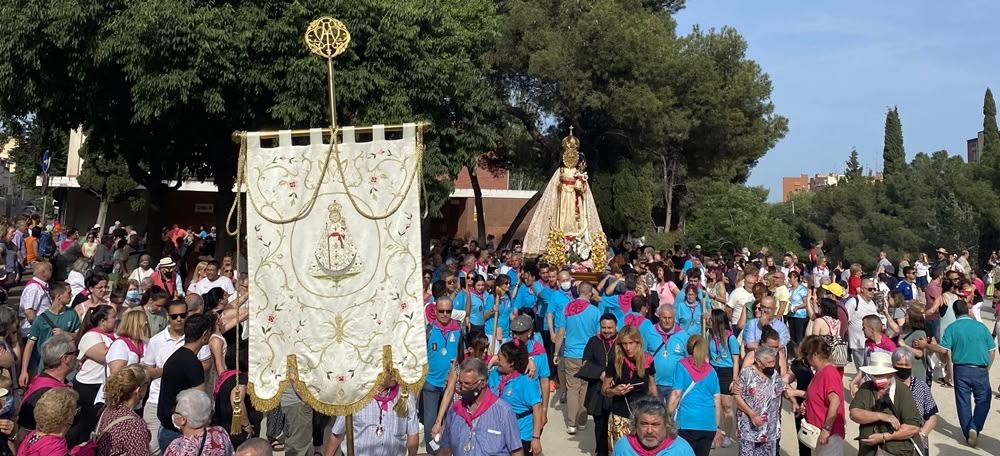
[669,335,722,456]
[488,341,543,456]
[706,309,739,449]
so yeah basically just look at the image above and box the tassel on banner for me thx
[231,385,245,435]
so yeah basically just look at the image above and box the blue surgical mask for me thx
[127,290,141,302]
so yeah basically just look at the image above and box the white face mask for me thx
[560,282,572,291]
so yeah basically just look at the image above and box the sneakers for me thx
[567,426,577,435]
[722,435,734,448]
[968,429,979,448]
[578,423,587,431]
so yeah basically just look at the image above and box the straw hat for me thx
[158,257,176,268]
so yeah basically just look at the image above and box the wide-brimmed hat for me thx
[821,282,846,298]
[935,247,948,255]
[860,352,897,376]
[158,257,176,268]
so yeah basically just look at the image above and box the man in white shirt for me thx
[141,301,212,455]
[187,260,236,296]
[845,279,881,370]
[727,269,758,330]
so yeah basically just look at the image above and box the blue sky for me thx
[674,1,1000,201]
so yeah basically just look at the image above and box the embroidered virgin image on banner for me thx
[244,124,426,412]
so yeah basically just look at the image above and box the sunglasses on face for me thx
[169,312,188,320]
[436,309,453,314]
[865,288,877,292]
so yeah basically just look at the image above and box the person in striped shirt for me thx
[326,373,419,456]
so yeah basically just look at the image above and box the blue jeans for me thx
[420,383,445,454]
[157,426,182,452]
[926,318,941,343]
[953,364,992,439]
[656,386,673,405]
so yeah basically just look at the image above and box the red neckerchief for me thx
[214,370,239,396]
[451,388,500,428]
[374,385,400,411]
[624,312,646,329]
[654,323,680,343]
[618,291,636,315]
[680,356,712,382]
[564,298,590,316]
[497,371,520,395]
[122,337,144,359]
[513,339,546,357]
[626,434,676,456]
[622,353,654,377]
[88,328,118,342]
[431,318,460,337]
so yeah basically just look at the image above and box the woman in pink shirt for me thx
[798,336,846,456]
[652,263,679,306]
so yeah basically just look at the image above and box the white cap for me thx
[92,224,101,229]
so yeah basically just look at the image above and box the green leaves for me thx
[882,107,904,177]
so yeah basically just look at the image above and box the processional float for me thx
[226,17,428,455]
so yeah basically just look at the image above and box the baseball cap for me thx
[510,315,533,333]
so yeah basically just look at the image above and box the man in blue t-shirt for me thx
[611,398,696,455]
[422,296,461,454]
[555,281,600,435]
[650,308,691,401]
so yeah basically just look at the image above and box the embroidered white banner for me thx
[244,124,426,413]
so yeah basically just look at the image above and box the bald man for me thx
[19,261,53,338]
[236,438,274,456]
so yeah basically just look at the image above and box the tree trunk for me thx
[144,175,166,261]
[96,194,110,231]
[469,162,487,247]
[498,190,543,250]
[663,156,677,233]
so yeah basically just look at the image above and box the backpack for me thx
[39,233,56,259]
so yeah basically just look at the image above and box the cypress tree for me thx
[882,107,904,176]
[983,88,1000,162]
[845,148,863,182]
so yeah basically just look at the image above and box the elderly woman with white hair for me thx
[165,388,235,456]
[733,344,785,456]
[891,347,937,456]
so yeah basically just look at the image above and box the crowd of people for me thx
[0,215,275,456]
[416,238,997,456]
[0,212,996,456]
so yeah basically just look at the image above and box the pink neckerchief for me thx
[122,337,144,359]
[214,370,239,396]
[513,338,546,357]
[497,371,520,395]
[680,356,712,382]
[27,277,49,292]
[654,323,680,343]
[626,434,676,456]
[598,334,617,349]
[431,318,460,340]
[471,289,485,301]
[374,385,400,411]
[20,375,67,414]
[622,353,653,377]
[624,312,646,329]
[564,298,591,316]
[711,330,733,354]
[451,389,501,428]
[88,328,118,342]
[618,291,636,315]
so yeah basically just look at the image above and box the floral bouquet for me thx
[543,228,605,272]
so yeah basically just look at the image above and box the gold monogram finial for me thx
[561,127,580,169]
[305,17,351,59]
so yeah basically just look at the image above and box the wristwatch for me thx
[822,424,833,432]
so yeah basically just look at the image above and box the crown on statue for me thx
[561,127,580,169]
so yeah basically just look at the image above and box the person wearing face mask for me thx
[890,347,937,456]
[733,344,785,456]
[848,351,921,456]
[541,270,573,393]
[438,358,524,456]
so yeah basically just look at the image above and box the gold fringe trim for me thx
[249,345,427,415]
